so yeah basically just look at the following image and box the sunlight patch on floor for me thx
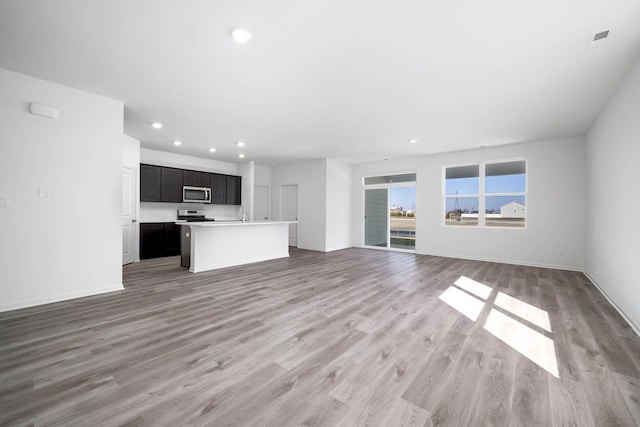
[494,291,552,332]
[438,276,559,378]
[438,286,485,321]
[453,276,492,300]
[484,308,559,378]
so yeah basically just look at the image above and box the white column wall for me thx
[586,58,640,332]
[0,68,124,311]
[325,158,353,251]
[271,159,327,251]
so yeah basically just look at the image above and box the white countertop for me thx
[182,220,297,227]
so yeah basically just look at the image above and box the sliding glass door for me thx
[389,187,416,250]
[363,173,416,252]
[365,189,388,247]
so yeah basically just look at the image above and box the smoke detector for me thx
[587,30,610,49]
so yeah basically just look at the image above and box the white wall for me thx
[139,202,239,222]
[140,148,237,174]
[271,159,327,251]
[254,164,272,186]
[586,58,640,331]
[325,158,353,251]
[123,134,140,168]
[139,148,240,221]
[352,137,587,269]
[254,164,272,220]
[0,68,124,311]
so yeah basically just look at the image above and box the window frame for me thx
[442,158,527,229]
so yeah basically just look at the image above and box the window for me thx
[444,160,526,228]
[444,165,479,226]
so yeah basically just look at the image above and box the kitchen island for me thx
[179,221,296,273]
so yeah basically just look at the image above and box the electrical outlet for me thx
[0,196,9,207]
[559,249,564,256]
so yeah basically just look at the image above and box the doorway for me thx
[281,184,298,247]
[363,173,416,252]
[122,167,137,265]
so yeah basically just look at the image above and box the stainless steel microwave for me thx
[183,186,212,203]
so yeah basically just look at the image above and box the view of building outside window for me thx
[444,161,526,227]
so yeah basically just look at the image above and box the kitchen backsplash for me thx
[140,202,240,222]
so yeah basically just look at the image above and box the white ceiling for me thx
[1,1,639,165]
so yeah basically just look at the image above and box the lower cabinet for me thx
[140,222,181,259]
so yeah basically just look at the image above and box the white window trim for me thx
[442,159,527,229]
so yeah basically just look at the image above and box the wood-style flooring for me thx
[1,248,639,426]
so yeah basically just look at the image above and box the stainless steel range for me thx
[177,209,215,222]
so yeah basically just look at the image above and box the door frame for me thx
[122,166,139,265]
[361,181,416,253]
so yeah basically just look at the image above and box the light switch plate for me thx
[0,196,9,207]
[39,187,50,198]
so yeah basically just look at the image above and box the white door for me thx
[254,185,269,221]
[282,184,298,247]
[122,167,137,265]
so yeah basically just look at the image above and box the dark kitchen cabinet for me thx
[140,164,161,202]
[183,170,210,188]
[140,222,182,259]
[140,223,165,259]
[161,167,183,202]
[226,175,242,205]
[139,164,242,205]
[210,173,227,204]
[164,223,181,256]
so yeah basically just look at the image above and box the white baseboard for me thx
[417,250,583,272]
[0,284,125,313]
[583,271,640,337]
[358,247,639,336]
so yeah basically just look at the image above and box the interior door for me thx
[282,184,298,247]
[122,167,137,265]
[254,185,269,221]
[364,188,388,247]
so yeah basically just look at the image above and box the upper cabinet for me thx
[183,170,210,188]
[140,164,161,202]
[210,174,227,205]
[226,175,242,205]
[161,167,183,203]
[140,163,241,205]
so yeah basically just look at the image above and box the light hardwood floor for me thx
[1,248,639,426]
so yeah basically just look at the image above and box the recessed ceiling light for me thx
[230,28,252,44]
[238,154,245,159]
[173,140,182,146]
[209,147,217,153]
[409,139,417,144]
[236,141,246,147]
[151,122,163,129]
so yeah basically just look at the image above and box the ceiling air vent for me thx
[587,30,610,49]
